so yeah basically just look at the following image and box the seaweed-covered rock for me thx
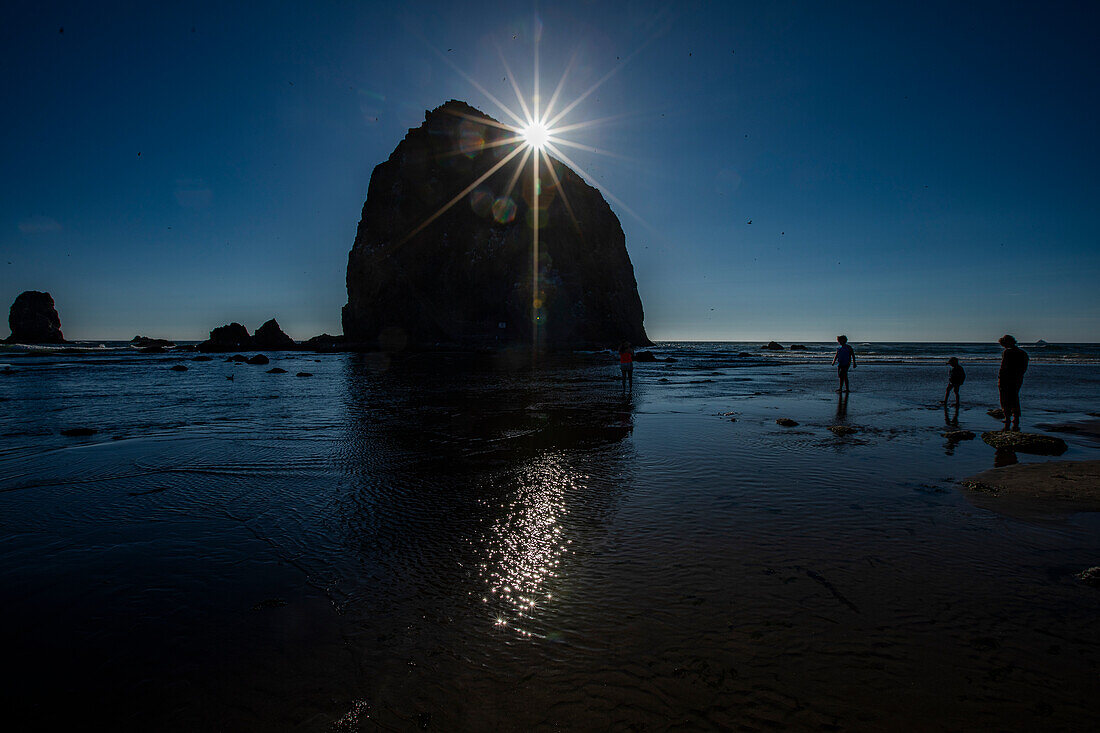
[343,100,650,349]
[253,319,296,350]
[198,323,254,352]
[980,431,1067,455]
[776,418,799,427]
[1078,567,1100,588]
[6,291,64,344]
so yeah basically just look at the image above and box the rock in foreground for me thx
[980,431,1068,455]
[343,100,650,350]
[6,291,64,344]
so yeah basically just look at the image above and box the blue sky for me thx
[2,0,1097,341]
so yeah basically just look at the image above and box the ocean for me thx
[1,341,1098,730]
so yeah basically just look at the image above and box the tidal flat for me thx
[1,343,1099,730]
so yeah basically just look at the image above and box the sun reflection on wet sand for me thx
[479,453,577,637]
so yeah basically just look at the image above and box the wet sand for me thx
[962,459,1100,514]
[1,347,1099,730]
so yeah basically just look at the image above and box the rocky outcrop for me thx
[253,319,296,350]
[981,431,1067,455]
[760,341,784,350]
[246,354,269,365]
[776,418,799,427]
[6,291,64,344]
[343,100,650,350]
[198,323,254,352]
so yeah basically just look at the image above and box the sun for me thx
[522,122,550,150]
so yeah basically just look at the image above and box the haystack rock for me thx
[343,100,650,350]
[6,291,64,344]
[253,319,296,350]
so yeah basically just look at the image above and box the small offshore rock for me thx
[198,322,254,353]
[296,371,313,377]
[760,341,784,350]
[789,344,807,350]
[169,365,188,372]
[267,367,288,374]
[60,428,96,437]
[246,354,270,365]
[132,335,174,348]
[228,354,249,363]
[1077,567,1100,588]
[829,425,857,436]
[634,351,658,362]
[253,318,296,350]
[981,431,1067,455]
[776,418,799,427]
[943,430,976,441]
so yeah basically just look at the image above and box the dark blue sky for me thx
[2,0,1097,341]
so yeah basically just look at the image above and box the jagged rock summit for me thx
[343,100,650,349]
[7,291,65,344]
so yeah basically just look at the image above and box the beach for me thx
[1,342,1099,730]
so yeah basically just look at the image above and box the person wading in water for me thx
[831,335,856,392]
[618,341,634,392]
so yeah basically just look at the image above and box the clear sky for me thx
[2,0,1097,342]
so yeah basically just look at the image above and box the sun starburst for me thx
[409,22,647,348]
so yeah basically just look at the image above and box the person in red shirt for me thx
[618,341,634,392]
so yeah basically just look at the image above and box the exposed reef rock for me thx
[981,431,1067,455]
[253,319,296,350]
[198,323,254,353]
[760,341,784,350]
[6,291,64,344]
[343,100,650,350]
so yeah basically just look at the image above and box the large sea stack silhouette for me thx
[343,100,650,349]
[6,290,65,344]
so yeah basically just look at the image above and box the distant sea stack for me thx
[6,291,65,344]
[342,100,650,349]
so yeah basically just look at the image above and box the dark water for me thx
[1,343,1099,730]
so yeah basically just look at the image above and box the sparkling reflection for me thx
[479,452,579,635]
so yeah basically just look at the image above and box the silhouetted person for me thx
[942,357,965,406]
[618,341,634,392]
[831,335,855,392]
[997,334,1028,431]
